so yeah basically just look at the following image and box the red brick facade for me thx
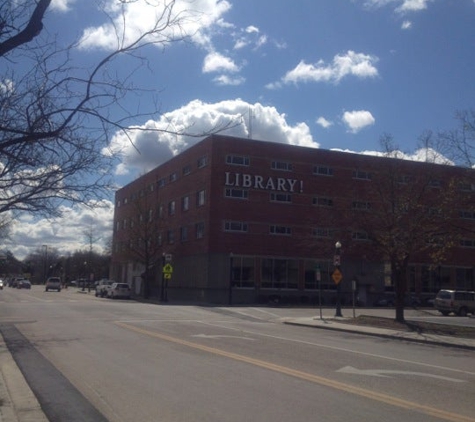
[111,135,475,304]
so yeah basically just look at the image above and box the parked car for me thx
[45,277,62,292]
[108,282,131,299]
[95,280,114,297]
[434,289,475,316]
[0,279,3,289]
[17,280,31,289]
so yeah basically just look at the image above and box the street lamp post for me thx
[334,241,343,317]
[229,253,234,306]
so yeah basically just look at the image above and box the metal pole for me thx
[334,242,343,317]
[229,253,233,305]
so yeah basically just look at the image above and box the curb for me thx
[283,320,475,351]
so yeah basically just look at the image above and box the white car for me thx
[0,279,3,290]
[45,277,61,292]
[108,283,131,299]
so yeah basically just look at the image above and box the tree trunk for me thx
[393,264,407,323]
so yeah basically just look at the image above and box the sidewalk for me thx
[0,337,48,422]
[283,316,475,350]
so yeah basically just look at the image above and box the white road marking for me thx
[337,366,466,382]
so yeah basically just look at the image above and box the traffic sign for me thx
[332,268,343,285]
[164,273,172,279]
[163,263,173,274]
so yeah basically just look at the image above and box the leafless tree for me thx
[124,182,167,298]
[353,135,466,322]
[0,0,233,218]
[436,109,475,168]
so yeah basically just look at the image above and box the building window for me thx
[225,188,249,199]
[197,156,208,168]
[157,232,162,246]
[123,219,127,229]
[124,197,128,205]
[224,221,248,233]
[196,222,205,239]
[230,256,255,288]
[460,238,475,248]
[313,166,333,176]
[271,161,293,171]
[169,172,177,182]
[180,226,188,242]
[353,170,372,180]
[397,175,412,184]
[116,221,120,231]
[197,189,206,206]
[148,208,153,222]
[168,201,176,216]
[158,204,164,219]
[182,195,190,211]
[226,154,250,166]
[116,200,121,208]
[182,164,191,176]
[352,201,371,210]
[459,210,475,220]
[430,179,442,188]
[270,225,291,235]
[313,227,333,238]
[312,196,333,207]
[158,178,166,188]
[167,230,175,244]
[270,193,292,203]
[352,230,369,241]
[261,258,298,289]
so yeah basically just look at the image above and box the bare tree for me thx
[437,109,475,168]
[353,135,465,322]
[124,182,166,298]
[0,1,232,218]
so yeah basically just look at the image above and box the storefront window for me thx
[231,256,255,288]
[261,258,298,289]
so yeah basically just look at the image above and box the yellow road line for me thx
[115,321,474,422]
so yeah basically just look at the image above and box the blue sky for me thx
[5,0,475,260]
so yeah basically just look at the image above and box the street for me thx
[1,286,474,422]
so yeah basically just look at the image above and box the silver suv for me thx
[45,277,61,292]
[434,289,475,316]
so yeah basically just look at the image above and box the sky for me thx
[4,0,475,261]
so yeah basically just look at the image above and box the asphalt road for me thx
[0,286,474,422]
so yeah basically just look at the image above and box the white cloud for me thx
[396,0,433,13]
[7,201,114,260]
[203,52,240,73]
[316,117,333,129]
[105,99,317,177]
[213,75,245,86]
[361,0,434,14]
[78,0,232,51]
[277,51,378,86]
[342,110,375,133]
[51,0,75,12]
[401,20,412,29]
[245,25,259,34]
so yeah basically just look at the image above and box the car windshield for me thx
[437,291,451,299]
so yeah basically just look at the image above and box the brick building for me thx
[111,134,475,305]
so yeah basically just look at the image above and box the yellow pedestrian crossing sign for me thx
[332,268,343,285]
[163,263,173,274]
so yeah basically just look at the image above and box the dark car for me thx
[17,280,31,289]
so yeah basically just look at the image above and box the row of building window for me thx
[230,257,474,291]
